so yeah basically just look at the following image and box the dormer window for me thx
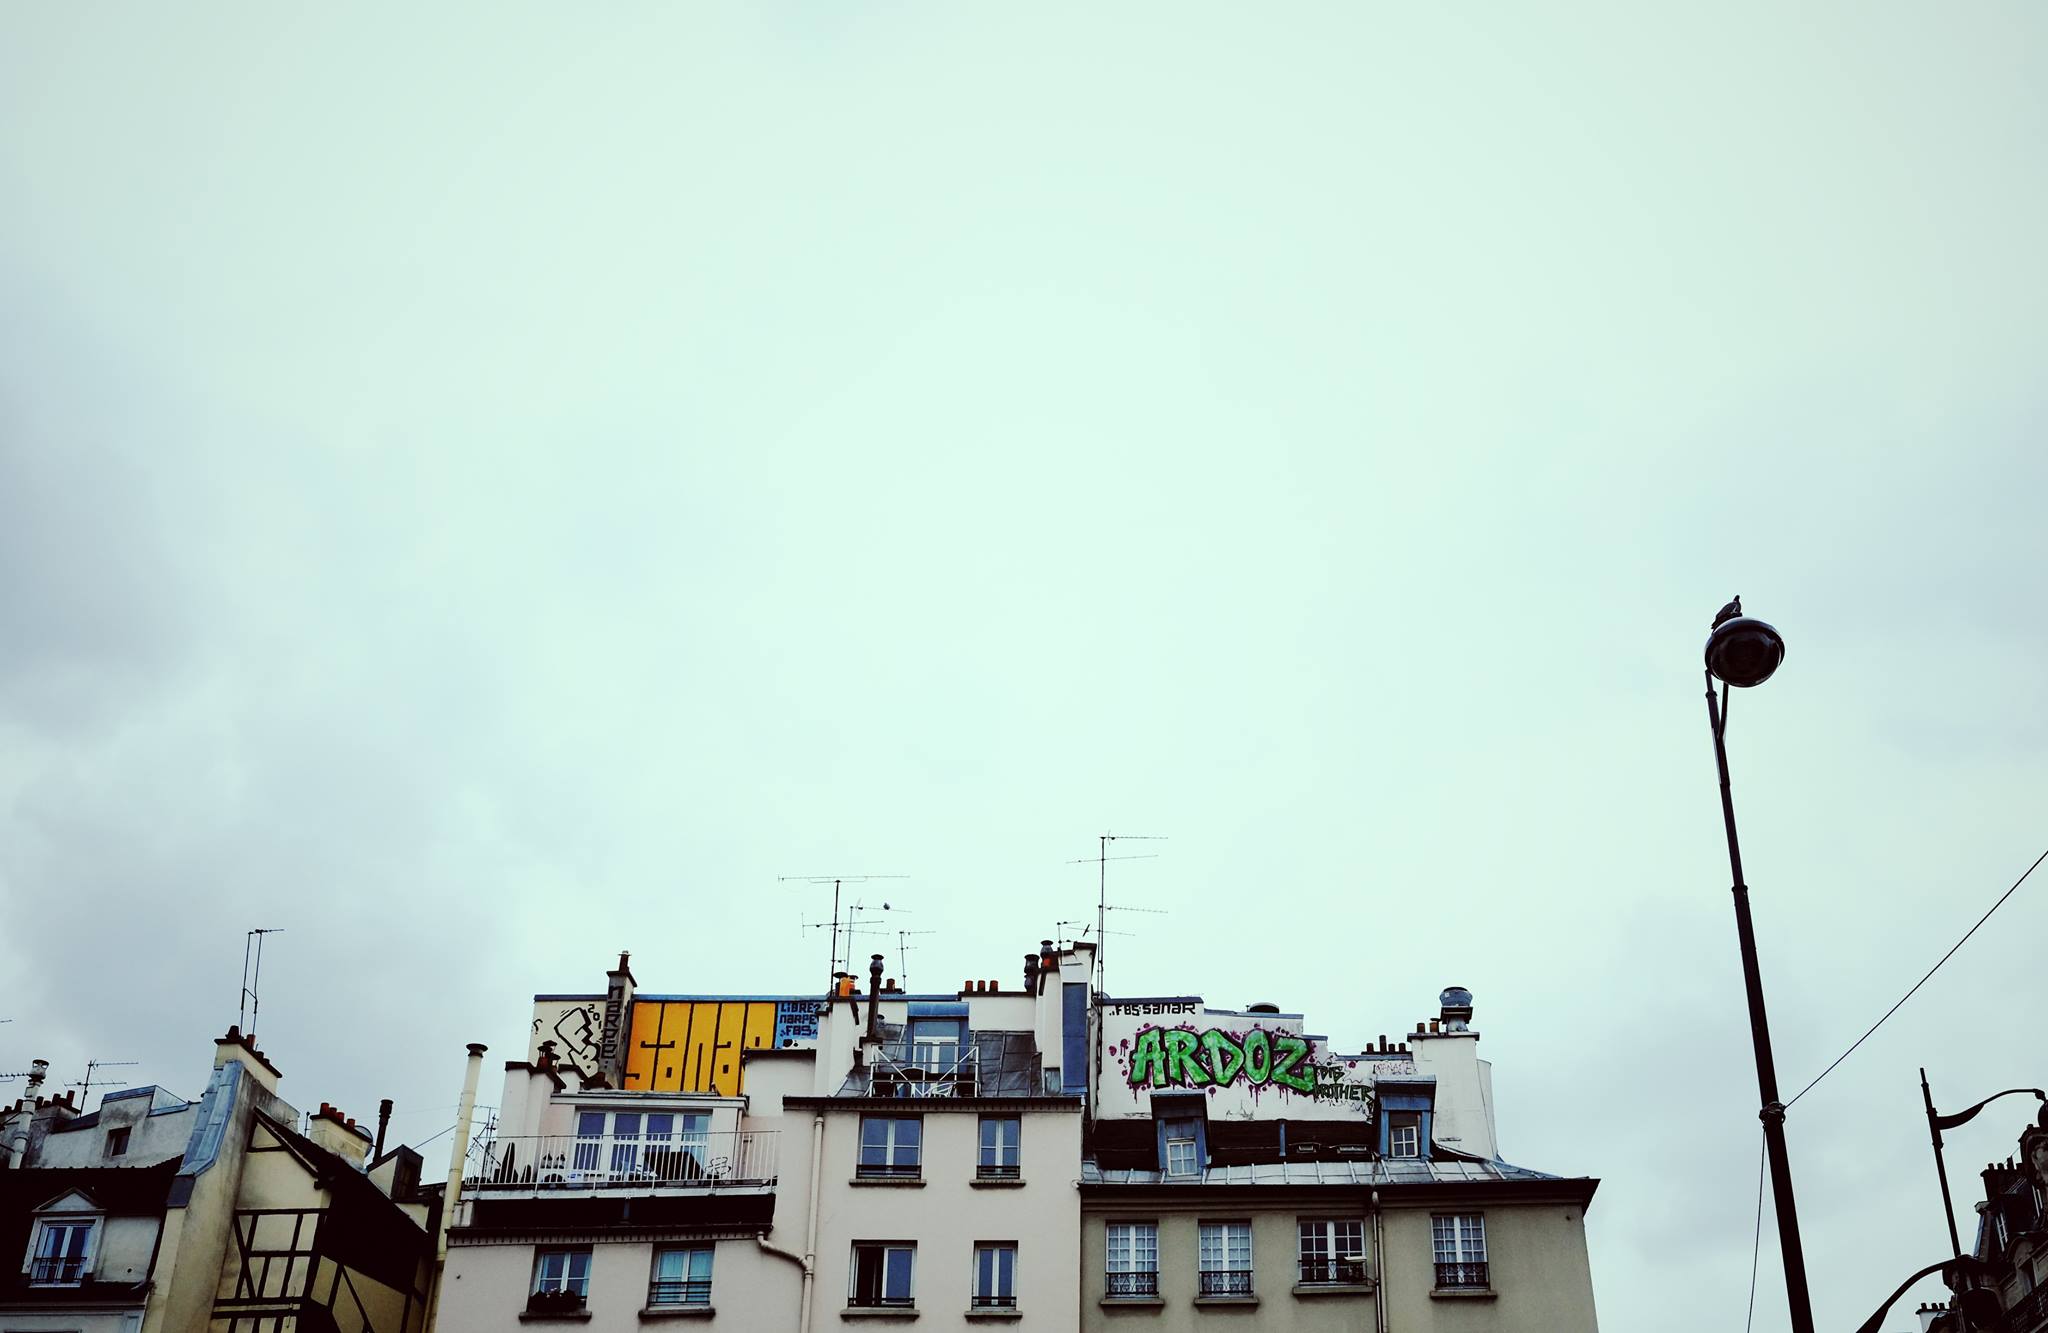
[106,1127,130,1158]
[28,1216,97,1286]
[1165,1136,1200,1178]
[1388,1113,1421,1159]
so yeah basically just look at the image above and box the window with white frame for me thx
[1387,1112,1421,1159]
[907,1018,963,1074]
[849,1242,915,1308]
[978,1116,1020,1179]
[1431,1214,1488,1289]
[570,1109,711,1181]
[530,1248,591,1309]
[1297,1218,1368,1284]
[1197,1221,1253,1298]
[857,1116,922,1178]
[650,1246,713,1307]
[1164,1136,1199,1178]
[28,1217,97,1286]
[1105,1222,1159,1299]
[972,1243,1017,1309]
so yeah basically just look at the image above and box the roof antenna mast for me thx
[1066,833,1166,995]
[239,928,284,1040]
[780,875,908,984]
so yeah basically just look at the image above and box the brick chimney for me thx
[308,1102,373,1167]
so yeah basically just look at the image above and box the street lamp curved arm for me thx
[1853,1257,2002,1333]
[1931,1088,2046,1134]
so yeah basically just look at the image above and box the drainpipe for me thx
[439,1043,487,1263]
[799,1110,826,1333]
[1371,1187,1389,1333]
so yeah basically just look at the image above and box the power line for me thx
[1787,843,2048,1108]
[1745,1129,1765,1333]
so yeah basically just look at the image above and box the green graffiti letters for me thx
[1126,1025,1321,1094]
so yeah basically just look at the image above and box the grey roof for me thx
[833,1028,1050,1098]
[1080,1157,1570,1187]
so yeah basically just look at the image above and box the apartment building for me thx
[0,1029,436,1333]
[438,947,1599,1331]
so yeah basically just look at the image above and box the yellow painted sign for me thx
[622,1000,779,1095]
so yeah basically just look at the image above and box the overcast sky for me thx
[4,6,2045,1330]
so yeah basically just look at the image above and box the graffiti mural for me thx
[1101,1007,1392,1120]
[530,1000,605,1073]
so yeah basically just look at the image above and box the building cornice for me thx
[1078,1176,1599,1210]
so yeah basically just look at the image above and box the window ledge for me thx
[1430,1287,1497,1301]
[969,1178,1027,1189]
[640,1307,716,1321]
[1192,1295,1260,1308]
[848,1177,927,1188]
[1099,1295,1164,1308]
[840,1308,919,1321]
[1292,1282,1374,1297]
[964,1309,1022,1321]
[519,1312,594,1323]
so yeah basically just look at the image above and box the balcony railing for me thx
[1299,1259,1368,1285]
[648,1278,713,1307]
[1434,1261,1489,1290]
[852,1159,922,1180]
[471,1130,776,1191]
[525,1289,588,1316]
[976,1162,1020,1180]
[869,1041,980,1098]
[971,1294,1018,1309]
[1105,1271,1159,1298]
[29,1257,86,1285]
[1198,1270,1254,1298]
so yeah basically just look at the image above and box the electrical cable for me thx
[1745,1129,1765,1333]
[1787,844,2048,1108]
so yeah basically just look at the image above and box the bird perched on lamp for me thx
[1712,596,1742,629]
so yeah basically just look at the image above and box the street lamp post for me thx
[1702,597,1814,1333]
[1918,1071,2046,1259]
[1852,1256,2006,1333]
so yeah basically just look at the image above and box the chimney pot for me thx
[988,980,998,992]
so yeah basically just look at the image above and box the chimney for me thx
[864,955,885,1042]
[600,953,636,1088]
[374,1098,393,1159]
[1023,953,1039,994]
[1439,987,1475,1032]
[215,1025,283,1091]
[439,1043,487,1263]
[24,1059,47,1097]
[1039,940,1056,993]
[309,1102,372,1167]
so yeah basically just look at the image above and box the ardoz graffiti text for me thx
[1126,1025,1317,1093]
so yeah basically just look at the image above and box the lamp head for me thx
[1705,614,1785,688]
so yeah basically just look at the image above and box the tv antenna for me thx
[69,1059,139,1101]
[779,875,907,982]
[239,928,285,1040]
[894,928,936,990]
[1066,833,1166,994]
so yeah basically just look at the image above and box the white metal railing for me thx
[469,1130,776,1190]
[869,1042,979,1098]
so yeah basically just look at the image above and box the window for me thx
[530,1248,591,1313]
[978,1117,1020,1179]
[857,1117,922,1179]
[650,1246,713,1307]
[106,1127,131,1157]
[849,1242,915,1308]
[1298,1219,1368,1285]
[29,1219,95,1286]
[973,1243,1017,1309]
[1164,1136,1199,1178]
[908,1019,963,1074]
[1432,1214,1488,1289]
[569,1109,713,1181]
[1388,1112,1421,1159]
[1105,1222,1159,1299]
[1198,1221,1253,1298]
